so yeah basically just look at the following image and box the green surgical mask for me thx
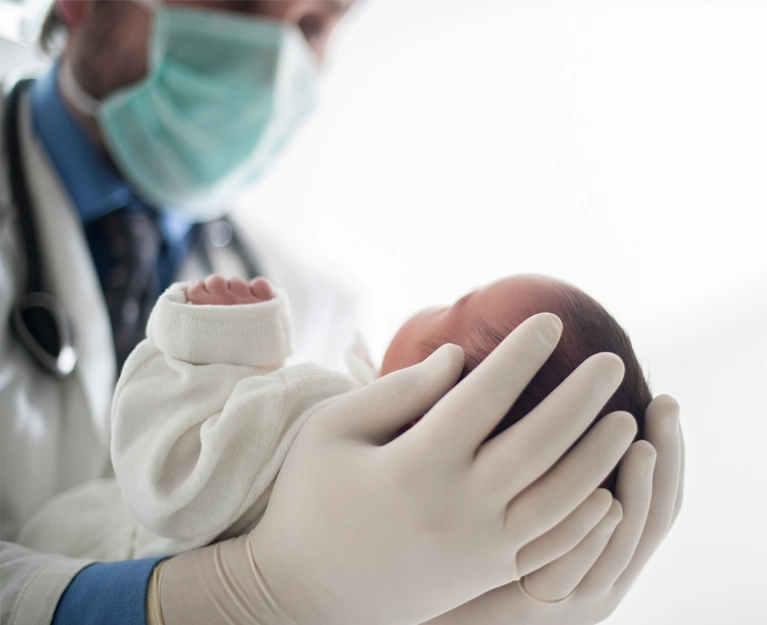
[59,3,318,221]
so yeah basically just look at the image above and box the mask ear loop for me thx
[57,0,159,117]
[57,61,100,117]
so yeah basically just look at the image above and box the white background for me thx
[3,1,766,623]
[235,1,767,623]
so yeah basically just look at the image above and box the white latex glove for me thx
[421,394,685,625]
[156,313,638,625]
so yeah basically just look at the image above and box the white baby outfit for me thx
[17,283,375,560]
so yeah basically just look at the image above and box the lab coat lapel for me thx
[17,90,115,448]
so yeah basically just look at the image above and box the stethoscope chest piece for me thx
[11,291,78,378]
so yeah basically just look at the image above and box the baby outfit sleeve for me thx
[140,281,295,368]
[110,283,361,552]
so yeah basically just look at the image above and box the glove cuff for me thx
[146,559,168,625]
[159,535,274,625]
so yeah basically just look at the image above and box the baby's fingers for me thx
[205,274,228,293]
[186,279,207,298]
[228,276,251,297]
[249,277,274,301]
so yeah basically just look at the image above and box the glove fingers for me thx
[504,411,636,546]
[522,499,623,603]
[415,313,562,456]
[478,353,625,499]
[613,397,682,592]
[672,421,685,526]
[579,440,656,593]
[516,488,612,577]
[327,343,465,444]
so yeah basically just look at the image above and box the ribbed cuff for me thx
[146,282,295,367]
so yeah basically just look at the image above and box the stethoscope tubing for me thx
[3,76,262,379]
[5,78,43,295]
[5,77,78,378]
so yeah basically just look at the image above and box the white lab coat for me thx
[0,74,361,624]
[17,284,376,562]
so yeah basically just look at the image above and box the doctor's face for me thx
[60,0,354,104]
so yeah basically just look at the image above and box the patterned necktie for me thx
[98,204,163,372]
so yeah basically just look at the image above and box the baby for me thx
[17,273,650,561]
[380,274,651,447]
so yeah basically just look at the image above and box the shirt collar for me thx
[29,64,195,247]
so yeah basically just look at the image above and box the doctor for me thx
[0,1,685,624]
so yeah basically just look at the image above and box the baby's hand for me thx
[186,275,274,306]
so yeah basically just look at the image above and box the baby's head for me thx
[381,275,651,488]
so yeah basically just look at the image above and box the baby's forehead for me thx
[486,273,563,295]
[449,275,568,358]
[469,274,566,318]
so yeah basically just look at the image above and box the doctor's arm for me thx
[1,212,159,625]
[0,542,163,625]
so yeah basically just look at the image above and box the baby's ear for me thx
[249,278,275,301]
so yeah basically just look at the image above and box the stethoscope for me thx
[4,76,262,379]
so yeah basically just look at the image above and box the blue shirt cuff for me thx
[52,558,166,625]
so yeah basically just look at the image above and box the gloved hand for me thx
[153,313,639,625]
[420,394,685,625]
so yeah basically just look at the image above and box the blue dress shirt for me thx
[29,64,197,292]
[52,558,166,625]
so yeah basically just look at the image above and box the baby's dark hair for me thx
[463,280,651,490]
